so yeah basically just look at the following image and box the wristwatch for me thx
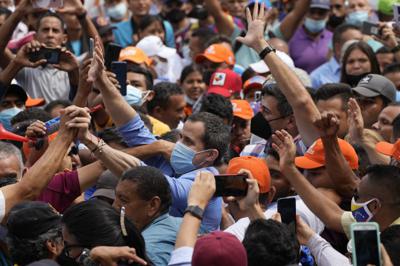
[259,43,276,59]
[184,205,204,220]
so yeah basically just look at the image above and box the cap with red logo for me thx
[207,69,242,98]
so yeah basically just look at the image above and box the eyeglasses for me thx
[63,243,88,258]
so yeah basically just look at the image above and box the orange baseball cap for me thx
[376,139,400,161]
[195,44,235,66]
[119,46,152,67]
[231,100,254,120]
[295,138,359,170]
[227,156,271,193]
[26,97,45,108]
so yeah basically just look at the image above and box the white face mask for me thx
[105,2,128,21]
[153,57,169,79]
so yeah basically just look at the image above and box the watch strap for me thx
[184,205,204,220]
[259,44,276,59]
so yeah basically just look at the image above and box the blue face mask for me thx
[346,11,369,27]
[171,142,197,175]
[0,107,23,131]
[106,2,127,21]
[123,85,150,106]
[304,17,327,33]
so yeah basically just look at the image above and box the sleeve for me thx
[163,20,176,48]
[117,115,157,147]
[307,233,352,266]
[166,175,193,212]
[224,217,251,241]
[341,211,356,239]
[168,247,193,266]
[0,190,5,223]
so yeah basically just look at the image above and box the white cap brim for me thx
[250,50,294,74]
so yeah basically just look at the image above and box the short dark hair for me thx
[366,165,400,204]
[36,11,65,32]
[314,83,352,111]
[243,219,300,266]
[333,24,361,48]
[381,225,400,265]
[205,34,232,48]
[187,112,230,165]
[159,129,181,143]
[138,14,165,34]
[392,113,400,140]
[147,82,184,113]
[191,27,216,52]
[11,108,52,126]
[200,94,233,125]
[121,166,172,214]
[262,83,293,117]
[44,99,71,114]
[126,63,154,91]
[180,64,202,83]
[376,46,392,55]
[383,62,400,75]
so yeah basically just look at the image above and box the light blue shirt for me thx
[118,115,222,232]
[310,57,341,89]
[142,213,182,266]
[113,19,176,48]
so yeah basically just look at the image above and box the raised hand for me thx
[25,120,47,138]
[228,169,260,211]
[271,130,296,170]
[87,37,105,83]
[56,0,86,16]
[52,47,79,72]
[296,215,315,245]
[314,112,340,138]
[236,1,268,53]
[63,106,92,142]
[90,246,147,266]
[347,98,364,143]
[188,171,216,209]
[14,41,47,68]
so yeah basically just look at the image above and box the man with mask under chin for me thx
[288,0,333,73]
[344,0,379,28]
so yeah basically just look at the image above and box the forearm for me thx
[73,91,89,107]
[97,73,137,126]
[0,60,23,85]
[68,67,80,88]
[356,137,390,165]
[279,0,310,41]
[258,42,320,146]
[77,160,106,191]
[204,0,234,36]
[175,213,202,249]
[0,9,22,52]
[247,204,266,221]
[281,164,344,232]
[84,135,141,176]
[123,141,166,161]
[307,234,351,266]
[321,136,359,197]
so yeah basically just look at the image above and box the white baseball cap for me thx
[249,50,295,74]
[136,35,176,59]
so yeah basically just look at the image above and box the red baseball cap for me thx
[227,156,271,193]
[207,69,242,98]
[295,138,359,170]
[192,231,247,266]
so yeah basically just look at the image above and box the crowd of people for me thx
[0,0,399,265]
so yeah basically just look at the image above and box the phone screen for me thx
[89,38,94,58]
[277,197,296,233]
[362,22,380,37]
[111,62,127,96]
[353,228,380,266]
[214,174,248,197]
[105,43,122,70]
[42,48,60,64]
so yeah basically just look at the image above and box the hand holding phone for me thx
[32,0,63,8]
[351,222,381,266]
[362,21,381,37]
[277,197,296,233]
[105,43,122,70]
[89,38,94,58]
[111,62,127,96]
[214,174,248,197]
[29,47,61,64]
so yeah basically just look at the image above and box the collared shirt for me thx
[310,57,341,89]
[113,19,175,48]
[118,115,222,231]
[240,135,307,158]
[289,27,333,74]
[142,213,182,266]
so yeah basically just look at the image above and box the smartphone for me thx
[32,0,63,8]
[214,174,248,197]
[254,91,262,102]
[250,112,272,140]
[111,62,127,96]
[277,197,296,233]
[351,222,381,266]
[362,21,381,37]
[29,47,61,64]
[393,4,400,28]
[105,43,122,70]
[89,38,94,58]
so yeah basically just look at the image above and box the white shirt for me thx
[16,65,70,103]
[0,190,5,223]
[225,196,325,241]
[168,247,193,266]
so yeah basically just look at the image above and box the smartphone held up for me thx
[214,174,248,197]
[31,0,63,8]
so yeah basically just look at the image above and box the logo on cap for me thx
[307,142,317,155]
[212,73,226,86]
[359,75,372,84]
[206,45,216,55]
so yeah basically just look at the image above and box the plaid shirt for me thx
[240,135,307,158]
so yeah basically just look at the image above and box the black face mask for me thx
[57,252,79,266]
[250,112,272,140]
[166,9,186,24]
[327,14,345,29]
[346,72,370,87]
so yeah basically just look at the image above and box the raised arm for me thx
[315,112,359,197]
[90,38,137,126]
[237,3,320,147]
[204,0,235,37]
[277,0,310,41]
[0,106,84,217]
[272,130,344,233]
